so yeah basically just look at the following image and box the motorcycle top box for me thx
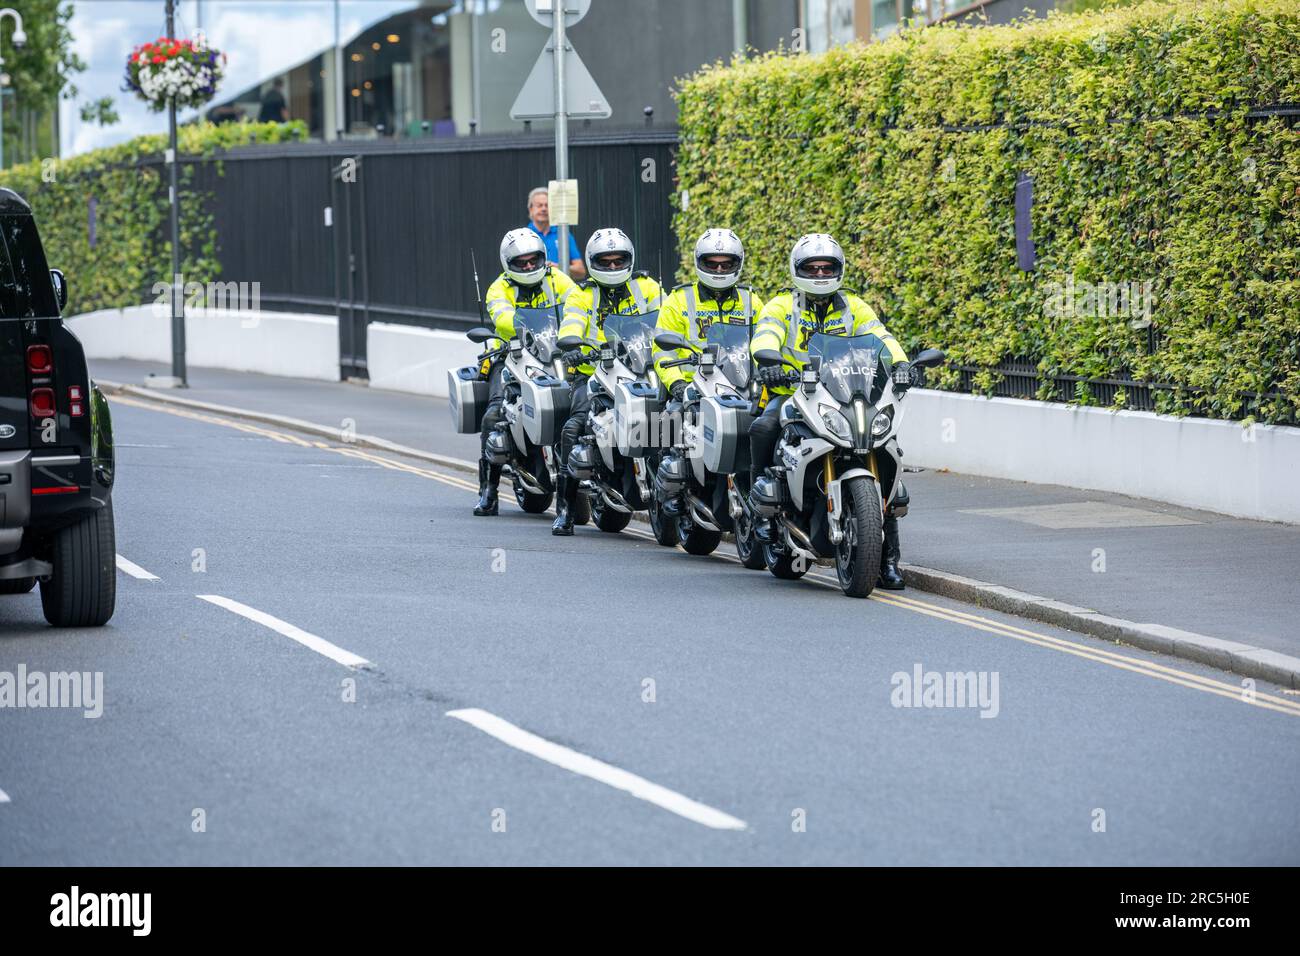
[448,365,488,434]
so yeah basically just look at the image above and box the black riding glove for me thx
[756,365,787,388]
[669,380,688,403]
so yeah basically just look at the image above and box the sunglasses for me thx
[594,254,631,268]
[799,261,840,277]
[700,257,739,273]
[512,253,545,270]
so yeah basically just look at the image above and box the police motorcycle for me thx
[557,312,663,533]
[449,306,588,521]
[749,333,944,597]
[649,322,759,559]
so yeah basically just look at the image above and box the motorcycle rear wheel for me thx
[648,498,680,546]
[513,477,553,514]
[764,543,808,580]
[591,498,632,533]
[678,519,721,556]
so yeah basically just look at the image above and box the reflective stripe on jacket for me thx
[750,290,907,394]
[559,274,663,376]
[654,283,761,389]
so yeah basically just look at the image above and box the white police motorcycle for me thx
[558,313,662,533]
[750,333,944,597]
[649,322,759,560]
[449,307,588,521]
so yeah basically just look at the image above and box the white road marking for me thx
[446,707,748,831]
[115,554,159,580]
[0,787,9,803]
[197,595,371,669]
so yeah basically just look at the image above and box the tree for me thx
[1,0,89,163]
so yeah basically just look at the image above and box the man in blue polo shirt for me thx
[526,186,585,281]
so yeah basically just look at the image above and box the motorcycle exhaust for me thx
[783,519,817,554]
[600,486,634,514]
[686,494,721,532]
[513,466,547,495]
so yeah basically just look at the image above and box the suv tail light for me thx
[29,387,55,418]
[27,345,52,375]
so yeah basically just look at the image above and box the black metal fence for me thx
[185,128,679,377]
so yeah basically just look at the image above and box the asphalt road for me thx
[2,396,1298,865]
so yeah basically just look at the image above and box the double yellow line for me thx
[117,393,1300,718]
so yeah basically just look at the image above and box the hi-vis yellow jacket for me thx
[484,266,576,344]
[559,273,663,377]
[653,283,763,390]
[750,290,907,395]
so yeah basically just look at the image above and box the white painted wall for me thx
[65,305,339,382]
[366,322,481,398]
[897,390,1300,524]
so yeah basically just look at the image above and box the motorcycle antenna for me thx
[470,247,487,324]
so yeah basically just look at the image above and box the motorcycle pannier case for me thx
[614,380,663,458]
[699,393,752,474]
[448,366,489,434]
[517,374,572,447]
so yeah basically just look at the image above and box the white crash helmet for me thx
[694,228,744,291]
[790,233,845,297]
[585,228,635,287]
[500,228,547,286]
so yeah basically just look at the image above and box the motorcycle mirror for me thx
[753,348,783,367]
[913,348,946,368]
[466,327,495,343]
[654,331,687,351]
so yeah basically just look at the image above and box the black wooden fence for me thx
[186,128,680,377]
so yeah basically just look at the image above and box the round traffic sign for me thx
[524,0,591,29]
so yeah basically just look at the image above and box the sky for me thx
[61,0,418,156]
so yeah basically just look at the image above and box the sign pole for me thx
[166,0,187,385]
[552,4,569,273]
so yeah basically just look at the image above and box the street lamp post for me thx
[0,8,27,171]
[165,0,187,385]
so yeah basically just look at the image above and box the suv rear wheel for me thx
[40,501,116,627]
[0,576,35,594]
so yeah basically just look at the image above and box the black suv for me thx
[0,188,115,626]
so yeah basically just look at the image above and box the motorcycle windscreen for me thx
[807,332,893,404]
[513,306,562,362]
[703,321,753,390]
[602,311,658,375]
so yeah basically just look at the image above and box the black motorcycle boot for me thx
[473,460,501,516]
[877,515,905,590]
[551,476,575,536]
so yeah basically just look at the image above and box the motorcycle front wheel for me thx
[835,475,883,598]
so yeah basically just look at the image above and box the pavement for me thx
[2,386,1298,865]
[90,360,1300,665]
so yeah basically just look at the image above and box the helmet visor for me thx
[593,251,632,272]
[697,254,741,275]
[795,257,842,279]
[509,251,545,273]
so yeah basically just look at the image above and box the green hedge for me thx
[3,120,306,318]
[674,0,1299,423]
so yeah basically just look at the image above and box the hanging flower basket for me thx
[124,37,226,112]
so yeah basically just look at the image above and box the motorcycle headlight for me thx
[871,406,894,439]
[819,404,852,446]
